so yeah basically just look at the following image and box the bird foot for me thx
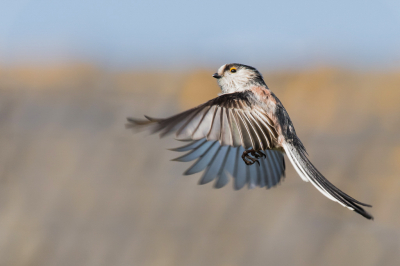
[241,149,266,166]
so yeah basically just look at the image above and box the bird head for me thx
[212,63,265,94]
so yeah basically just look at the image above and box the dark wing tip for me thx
[125,116,158,131]
[144,115,162,122]
[127,115,161,122]
[354,208,374,220]
[126,116,150,125]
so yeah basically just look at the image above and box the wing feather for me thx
[173,141,215,162]
[183,141,219,174]
[214,146,232,188]
[207,107,222,141]
[253,109,279,140]
[247,161,259,189]
[226,109,242,147]
[265,151,280,186]
[171,140,286,190]
[169,139,206,152]
[242,111,264,150]
[234,146,247,190]
[179,106,216,140]
[199,145,224,184]
[159,108,200,137]
[234,110,254,149]
[258,159,267,188]
[247,112,271,150]
[127,91,278,151]
[220,108,233,146]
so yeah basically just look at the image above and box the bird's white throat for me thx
[217,68,260,94]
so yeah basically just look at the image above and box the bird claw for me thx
[253,150,266,159]
[242,148,264,166]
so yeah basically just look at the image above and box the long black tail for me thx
[283,142,373,220]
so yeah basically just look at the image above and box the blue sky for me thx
[1,0,399,70]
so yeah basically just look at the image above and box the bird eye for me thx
[230,68,237,73]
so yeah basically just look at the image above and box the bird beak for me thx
[212,73,221,79]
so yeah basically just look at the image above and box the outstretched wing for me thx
[127,91,279,150]
[171,139,285,190]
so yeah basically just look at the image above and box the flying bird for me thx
[127,63,373,219]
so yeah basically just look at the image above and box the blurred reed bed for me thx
[0,64,399,266]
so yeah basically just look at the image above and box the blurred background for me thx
[1,1,400,265]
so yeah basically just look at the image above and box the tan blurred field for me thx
[0,64,400,266]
